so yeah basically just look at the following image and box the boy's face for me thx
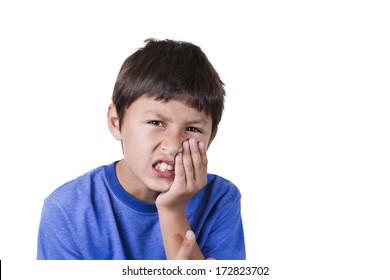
[108,95,216,203]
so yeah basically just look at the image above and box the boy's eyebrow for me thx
[145,111,209,125]
[145,112,169,119]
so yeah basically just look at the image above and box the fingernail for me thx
[189,138,197,146]
[186,230,194,240]
[199,142,205,150]
[176,152,182,160]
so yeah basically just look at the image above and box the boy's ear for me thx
[107,103,122,141]
[207,127,218,148]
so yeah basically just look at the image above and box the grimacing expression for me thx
[108,96,215,200]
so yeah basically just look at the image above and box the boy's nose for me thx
[161,133,184,156]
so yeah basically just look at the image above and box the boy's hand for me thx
[172,230,216,260]
[156,138,207,211]
[172,230,195,260]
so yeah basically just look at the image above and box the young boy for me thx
[37,39,245,260]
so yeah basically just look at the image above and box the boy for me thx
[37,39,245,260]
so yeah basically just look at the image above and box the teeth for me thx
[155,162,174,172]
[161,162,167,170]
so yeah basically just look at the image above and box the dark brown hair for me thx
[112,39,225,133]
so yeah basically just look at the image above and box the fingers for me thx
[172,138,207,197]
[182,141,194,184]
[172,230,195,260]
[182,139,207,190]
[188,139,205,179]
[174,152,185,185]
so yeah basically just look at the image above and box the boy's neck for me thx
[115,160,159,204]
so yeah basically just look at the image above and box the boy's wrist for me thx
[156,204,186,215]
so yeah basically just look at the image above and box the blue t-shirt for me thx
[37,162,245,260]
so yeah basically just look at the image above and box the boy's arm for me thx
[158,208,204,259]
[156,139,208,260]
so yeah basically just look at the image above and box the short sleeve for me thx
[201,197,246,260]
[37,198,82,260]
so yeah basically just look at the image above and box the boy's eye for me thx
[148,120,164,127]
[187,127,202,133]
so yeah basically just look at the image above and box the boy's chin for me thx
[150,181,172,193]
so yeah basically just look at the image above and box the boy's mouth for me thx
[154,161,174,172]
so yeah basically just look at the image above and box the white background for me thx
[0,0,389,279]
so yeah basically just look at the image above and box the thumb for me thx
[172,230,195,260]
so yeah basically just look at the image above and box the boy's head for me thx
[111,38,225,133]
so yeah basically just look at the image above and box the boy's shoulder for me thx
[205,173,242,199]
[45,162,112,207]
